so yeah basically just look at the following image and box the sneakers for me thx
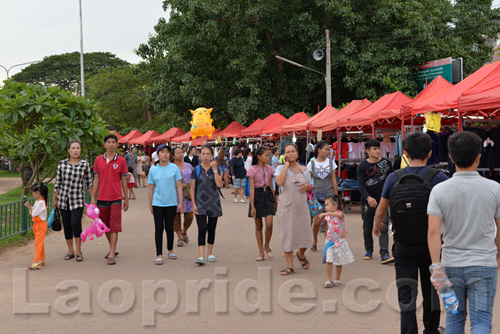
[363,251,373,260]
[234,198,239,203]
[381,254,394,264]
[239,199,246,203]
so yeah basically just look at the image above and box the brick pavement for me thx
[0,186,498,333]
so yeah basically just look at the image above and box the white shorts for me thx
[326,241,355,266]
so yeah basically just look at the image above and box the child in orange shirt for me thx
[24,182,49,269]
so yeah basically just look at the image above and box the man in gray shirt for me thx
[428,131,500,333]
[124,147,138,188]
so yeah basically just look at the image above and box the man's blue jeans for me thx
[444,266,497,334]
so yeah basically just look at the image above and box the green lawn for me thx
[0,184,55,205]
[0,171,20,178]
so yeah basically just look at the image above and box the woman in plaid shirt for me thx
[53,140,93,262]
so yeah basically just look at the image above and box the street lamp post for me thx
[275,30,332,106]
[0,61,41,80]
[79,0,85,97]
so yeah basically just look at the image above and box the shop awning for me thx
[310,99,372,132]
[282,105,338,132]
[150,128,186,143]
[118,130,143,144]
[128,130,161,146]
[267,112,310,134]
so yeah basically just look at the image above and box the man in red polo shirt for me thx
[91,134,129,265]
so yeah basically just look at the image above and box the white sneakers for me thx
[234,198,239,203]
[234,198,246,203]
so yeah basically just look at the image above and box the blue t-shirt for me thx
[230,156,246,178]
[148,163,182,207]
[381,166,448,199]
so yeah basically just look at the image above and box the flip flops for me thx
[104,252,119,259]
[324,281,334,288]
[195,257,205,265]
[168,253,177,260]
[155,257,163,265]
[206,255,217,262]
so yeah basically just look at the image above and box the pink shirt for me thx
[247,165,274,188]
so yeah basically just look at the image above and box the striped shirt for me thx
[54,159,93,210]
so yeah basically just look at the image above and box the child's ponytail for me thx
[31,182,49,203]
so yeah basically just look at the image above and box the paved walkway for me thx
[0,186,499,333]
[0,177,22,195]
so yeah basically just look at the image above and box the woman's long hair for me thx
[314,140,330,158]
[243,147,252,161]
[217,149,225,165]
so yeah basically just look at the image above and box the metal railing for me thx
[0,194,53,241]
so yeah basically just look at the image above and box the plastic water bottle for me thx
[429,263,459,314]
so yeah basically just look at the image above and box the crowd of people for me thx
[23,131,499,334]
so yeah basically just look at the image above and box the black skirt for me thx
[248,187,275,218]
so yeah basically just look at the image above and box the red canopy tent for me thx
[118,130,143,144]
[190,129,222,146]
[128,130,160,146]
[150,128,186,144]
[458,61,500,113]
[108,130,122,138]
[171,129,221,144]
[310,99,372,132]
[400,75,454,117]
[282,105,338,132]
[266,112,310,135]
[219,121,247,138]
[240,114,287,137]
[337,92,412,128]
[408,61,500,116]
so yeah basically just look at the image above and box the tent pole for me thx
[410,115,414,133]
[371,124,375,138]
[336,128,341,178]
[458,111,463,131]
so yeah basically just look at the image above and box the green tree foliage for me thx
[86,66,152,131]
[136,0,500,127]
[11,52,129,92]
[0,81,107,196]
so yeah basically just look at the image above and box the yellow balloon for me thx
[190,107,215,139]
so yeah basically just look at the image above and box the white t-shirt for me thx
[244,157,253,171]
[151,151,159,163]
[307,158,337,180]
[31,199,47,220]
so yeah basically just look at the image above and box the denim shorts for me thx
[233,178,245,188]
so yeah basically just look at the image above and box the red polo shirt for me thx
[93,153,128,201]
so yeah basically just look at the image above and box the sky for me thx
[1,1,500,83]
[0,0,169,82]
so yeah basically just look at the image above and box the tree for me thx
[136,0,500,127]
[0,80,107,196]
[86,66,152,131]
[11,52,129,92]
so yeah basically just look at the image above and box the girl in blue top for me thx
[148,144,183,265]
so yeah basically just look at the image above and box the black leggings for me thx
[152,206,177,256]
[60,206,84,240]
[196,215,218,246]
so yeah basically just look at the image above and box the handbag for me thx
[182,180,191,200]
[306,190,322,218]
[51,208,62,231]
[47,209,55,228]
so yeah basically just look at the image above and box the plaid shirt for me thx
[54,159,93,210]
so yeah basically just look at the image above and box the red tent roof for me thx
[337,92,412,128]
[310,99,372,131]
[282,105,338,132]
[191,129,222,145]
[108,130,122,138]
[267,112,310,134]
[409,61,500,115]
[150,128,186,143]
[240,114,287,137]
[128,130,160,146]
[401,75,454,116]
[458,61,500,112]
[118,130,143,144]
[219,121,247,138]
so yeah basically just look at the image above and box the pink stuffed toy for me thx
[81,203,110,242]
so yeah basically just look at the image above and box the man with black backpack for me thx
[373,132,448,334]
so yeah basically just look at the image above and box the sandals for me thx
[182,233,189,244]
[28,262,42,269]
[195,257,205,265]
[296,252,310,269]
[168,252,177,260]
[107,257,116,265]
[265,250,274,258]
[39,260,46,267]
[311,245,317,251]
[206,255,217,262]
[256,255,264,261]
[334,280,341,286]
[155,257,163,265]
[324,281,334,288]
[76,254,84,262]
[64,253,75,260]
[104,251,119,259]
[280,267,295,276]
[177,239,184,247]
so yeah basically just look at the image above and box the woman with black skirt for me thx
[248,146,275,261]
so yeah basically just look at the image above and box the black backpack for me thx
[389,168,439,243]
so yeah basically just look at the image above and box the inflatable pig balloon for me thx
[85,203,100,220]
